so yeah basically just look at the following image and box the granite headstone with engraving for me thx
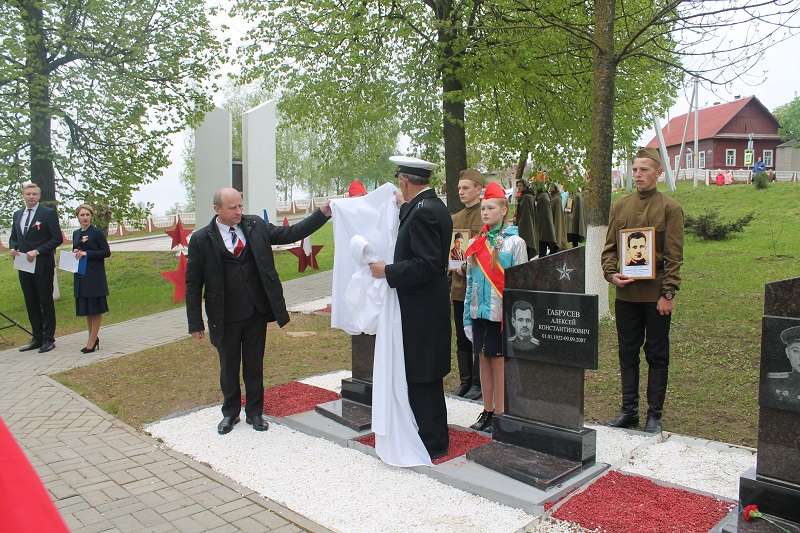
[720,276,800,532]
[467,247,603,490]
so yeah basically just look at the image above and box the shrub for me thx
[685,210,755,240]
[752,171,769,189]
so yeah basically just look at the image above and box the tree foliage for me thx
[773,94,800,142]
[0,0,225,225]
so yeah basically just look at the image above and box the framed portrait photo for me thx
[449,229,471,270]
[619,226,655,279]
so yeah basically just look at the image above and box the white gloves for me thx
[464,325,473,343]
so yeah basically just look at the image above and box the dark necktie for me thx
[230,227,244,257]
[22,209,33,235]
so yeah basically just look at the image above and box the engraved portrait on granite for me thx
[760,317,800,413]
[506,299,540,357]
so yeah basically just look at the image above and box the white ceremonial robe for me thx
[331,187,433,467]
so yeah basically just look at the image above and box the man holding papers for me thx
[9,183,63,353]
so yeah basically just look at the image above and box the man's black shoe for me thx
[19,340,43,352]
[429,448,448,460]
[246,415,269,431]
[605,412,639,429]
[644,415,662,433]
[217,416,240,435]
[38,341,55,353]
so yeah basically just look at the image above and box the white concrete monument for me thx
[242,100,278,223]
[194,107,232,227]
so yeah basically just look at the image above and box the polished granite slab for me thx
[351,333,375,382]
[341,377,373,406]
[505,358,585,430]
[315,399,372,431]
[757,406,800,486]
[467,440,584,491]
[491,414,596,465]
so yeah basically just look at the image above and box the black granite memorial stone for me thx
[468,247,601,491]
[341,334,375,405]
[719,276,800,532]
[317,334,375,429]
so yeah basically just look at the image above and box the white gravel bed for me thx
[619,439,756,500]
[298,370,350,392]
[288,296,332,314]
[587,423,654,467]
[147,406,533,533]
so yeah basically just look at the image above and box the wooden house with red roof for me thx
[647,96,782,172]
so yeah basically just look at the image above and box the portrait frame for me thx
[620,226,655,279]
[449,228,471,270]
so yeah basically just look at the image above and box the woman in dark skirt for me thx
[72,204,111,353]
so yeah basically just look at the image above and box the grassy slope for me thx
[47,183,800,446]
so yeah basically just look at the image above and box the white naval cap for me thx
[390,155,438,179]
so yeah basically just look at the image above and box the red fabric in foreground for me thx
[552,470,735,533]
[251,381,341,418]
[0,417,70,532]
[357,427,491,465]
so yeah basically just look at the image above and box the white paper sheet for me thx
[58,249,81,273]
[13,253,36,273]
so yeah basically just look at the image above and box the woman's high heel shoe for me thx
[81,338,99,354]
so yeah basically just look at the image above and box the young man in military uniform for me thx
[601,147,684,433]
[450,169,484,399]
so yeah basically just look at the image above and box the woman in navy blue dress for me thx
[72,204,111,353]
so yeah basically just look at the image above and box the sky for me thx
[133,15,800,215]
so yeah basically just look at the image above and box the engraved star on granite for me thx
[557,262,573,280]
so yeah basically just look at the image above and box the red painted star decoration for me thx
[160,252,187,302]
[289,237,323,272]
[165,220,192,249]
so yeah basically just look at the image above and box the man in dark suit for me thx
[369,156,453,460]
[9,183,63,353]
[186,188,331,435]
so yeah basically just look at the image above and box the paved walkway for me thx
[0,270,334,533]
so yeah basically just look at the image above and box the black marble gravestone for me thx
[466,247,600,490]
[720,276,800,532]
[315,334,374,431]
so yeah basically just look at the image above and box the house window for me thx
[726,149,736,166]
[764,150,773,167]
[686,152,693,169]
[674,155,680,170]
[699,151,706,169]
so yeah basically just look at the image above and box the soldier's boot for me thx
[606,367,640,429]
[644,368,669,433]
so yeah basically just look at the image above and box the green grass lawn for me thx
[41,181,800,446]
